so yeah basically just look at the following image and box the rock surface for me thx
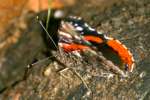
[0,0,150,99]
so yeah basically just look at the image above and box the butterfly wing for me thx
[58,16,135,72]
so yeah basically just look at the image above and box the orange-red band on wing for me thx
[59,43,90,52]
[106,39,134,72]
[83,36,103,44]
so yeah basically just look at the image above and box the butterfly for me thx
[57,16,135,73]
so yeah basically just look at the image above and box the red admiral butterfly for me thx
[58,16,135,72]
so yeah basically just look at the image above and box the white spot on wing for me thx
[104,35,114,40]
[76,26,83,31]
[74,23,78,27]
[98,31,103,34]
[77,17,82,20]
[88,27,95,31]
[84,23,89,27]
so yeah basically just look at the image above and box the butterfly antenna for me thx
[36,16,63,57]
